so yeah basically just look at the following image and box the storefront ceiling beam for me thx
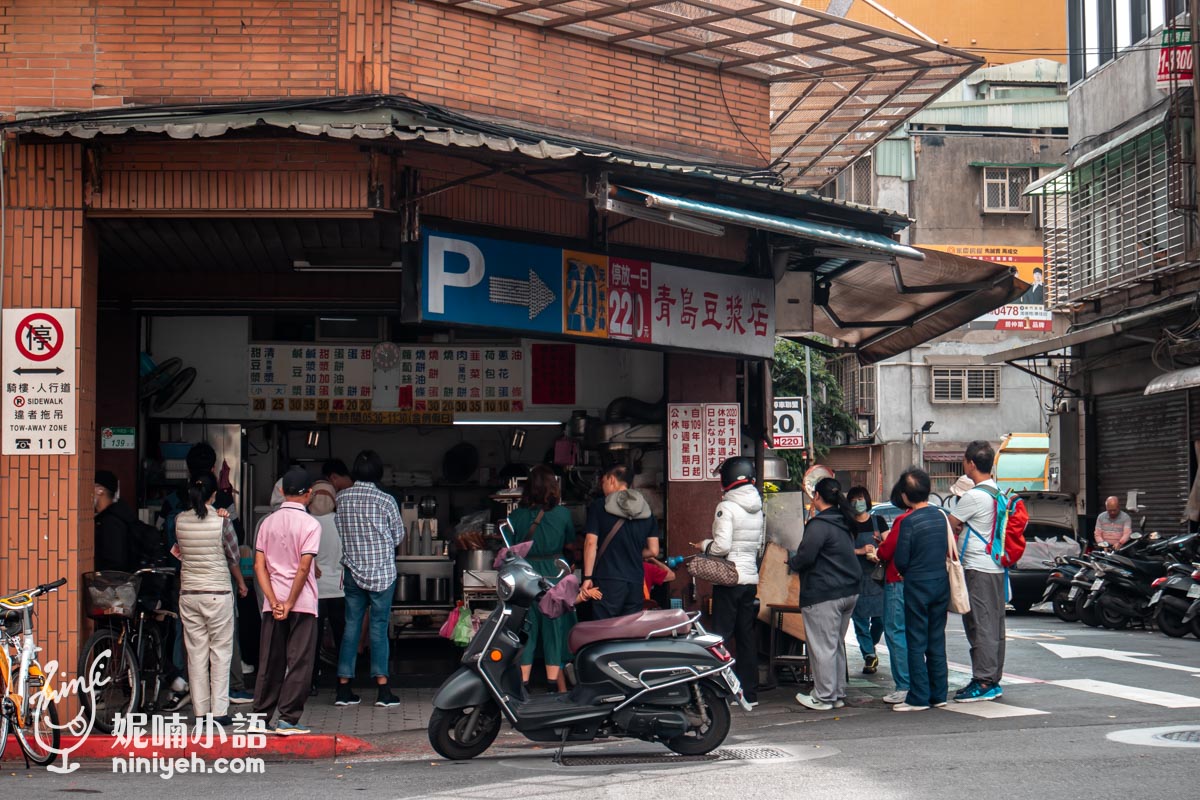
[406,166,510,203]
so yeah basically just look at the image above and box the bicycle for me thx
[0,577,67,766]
[79,568,178,734]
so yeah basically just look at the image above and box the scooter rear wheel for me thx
[1099,606,1130,630]
[1156,605,1190,638]
[1052,595,1080,623]
[665,683,731,757]
[428,703,502,761]
[1077,595,1103,627]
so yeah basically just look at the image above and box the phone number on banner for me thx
[316,410,455,425]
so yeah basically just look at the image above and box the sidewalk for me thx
[299,685,437,735]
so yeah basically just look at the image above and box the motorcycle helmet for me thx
[717,456,756,492]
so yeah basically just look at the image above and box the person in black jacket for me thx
[94,470,150,573]
[890,467,952,712]
[789,478,861,711]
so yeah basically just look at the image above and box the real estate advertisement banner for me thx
[923,244,1052,332]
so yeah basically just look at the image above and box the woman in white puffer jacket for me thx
[699,457,765,706]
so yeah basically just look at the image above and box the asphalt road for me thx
[9,612,1200,799]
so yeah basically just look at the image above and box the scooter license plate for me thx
[1189,585,1200,599]
[723,671,743,695]
[1092,579,1104,591]
[1068,587,1079,600]
[1150,590,1163,606]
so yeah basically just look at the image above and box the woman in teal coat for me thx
[508,464,576,693]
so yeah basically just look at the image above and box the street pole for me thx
[804,345,815,465]
[1191,0,1199,209]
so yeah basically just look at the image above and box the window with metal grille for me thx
[924,460,959,497]
[1039,125,1190,303]
[931,367,1000,403]
[983,167,1033,213]
[819,154,874,206]
[833,356,876,416]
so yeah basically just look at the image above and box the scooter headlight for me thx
[497,573,516,601]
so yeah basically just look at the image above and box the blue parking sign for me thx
[422,230,563,335]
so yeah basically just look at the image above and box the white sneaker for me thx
[883,691,908,705]
[892,702,930,712]
[794,692,833,711]
[833,700,846,709]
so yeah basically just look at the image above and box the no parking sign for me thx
[3,309,76,455]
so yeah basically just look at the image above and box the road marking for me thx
[1050,679,1200,708]
[1039,643,1200,676]
[940,702,1050,719]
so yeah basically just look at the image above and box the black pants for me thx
[904,577,950,708]
[254,612,317,725]
[593,579,642,619]
[313,597,347,687]
[712,583,759,702]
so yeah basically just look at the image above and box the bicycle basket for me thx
[82,571,142,619]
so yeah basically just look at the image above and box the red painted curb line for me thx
[1,734,376,762]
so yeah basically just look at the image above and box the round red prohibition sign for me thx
[15,313,64,362]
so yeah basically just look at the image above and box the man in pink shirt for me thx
[252,467,321,735]
[1093,496,1133,549]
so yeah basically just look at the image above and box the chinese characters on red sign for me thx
[668,403,742,482]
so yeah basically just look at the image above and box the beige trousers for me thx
[179,591,235,717]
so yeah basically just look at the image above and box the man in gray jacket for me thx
[700,457,765,706]
[582,465,660,619]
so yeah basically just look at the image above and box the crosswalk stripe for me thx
[945,661,1042,685]
[939,702,1050,719]
[1050,679,1200,709]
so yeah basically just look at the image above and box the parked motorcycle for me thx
[1040,555,1084,622]
[1183,594,1200,637]
[1083,532,1200,630]
[1068,536,1151,627]
[427,522,745,761]
[1149,562,1200,637]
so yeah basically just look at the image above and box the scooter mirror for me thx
[498,519,514,549]
[553,558,571,579]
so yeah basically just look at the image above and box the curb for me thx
[1,733,377,763]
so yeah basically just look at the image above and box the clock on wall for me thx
[373,342,402,371]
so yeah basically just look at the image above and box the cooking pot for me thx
[426,577,451,604]
[394,573,421,604]
[456,549,498,573]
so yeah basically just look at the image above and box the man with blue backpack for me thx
[947,441,1008,703]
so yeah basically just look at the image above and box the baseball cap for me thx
[281,466,313,496]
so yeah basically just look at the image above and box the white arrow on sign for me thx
[488,270,556,320]
[1039,642,1200,676]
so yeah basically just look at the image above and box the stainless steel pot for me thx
[426,577,451,604]
[455,549,498,573]
[395,573,421,604]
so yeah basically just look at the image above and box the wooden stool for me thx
[763,603,811,689]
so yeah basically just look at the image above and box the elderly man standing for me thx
[1094,497,1133,549]
[334,450,405,708]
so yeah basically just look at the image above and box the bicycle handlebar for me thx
[134,567,178,577]
[22,578,67,598]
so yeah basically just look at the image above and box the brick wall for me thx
[0,0,770,165]
[0,142,94,678]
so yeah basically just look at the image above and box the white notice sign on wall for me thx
[2,309,77,455]
[668,402,742,482]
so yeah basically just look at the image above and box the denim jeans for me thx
[883,582,909,692]
[904,576,950,708]
[337,569,394,680]
[851,610,884,658]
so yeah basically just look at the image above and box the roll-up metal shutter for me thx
[1096,391,1190,536]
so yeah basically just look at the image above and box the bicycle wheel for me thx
[13,684,58,766]
[79,627,140,735]
[0,669,10,760]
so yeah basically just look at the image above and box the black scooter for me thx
[427,523,745,761]
[1040,555,1084,622]
[1084,532,1200,630]
[1149,562,1200,637]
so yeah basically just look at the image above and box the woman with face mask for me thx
[847,486,887,675]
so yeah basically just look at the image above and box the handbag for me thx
[686,553,740,586]
[944,513,972,615]
[869,560,887,585]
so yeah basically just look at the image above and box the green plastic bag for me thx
[451,608,475,647]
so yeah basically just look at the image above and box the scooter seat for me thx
[1105,554,1166,576]
[568,608,691,653]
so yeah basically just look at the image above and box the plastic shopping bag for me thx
[439,603,462,639]
[451,605,476,647]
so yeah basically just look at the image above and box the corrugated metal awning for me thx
[615,186,923,260]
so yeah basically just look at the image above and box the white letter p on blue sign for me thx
[428,235,484,314]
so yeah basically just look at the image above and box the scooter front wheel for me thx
[665,683,731,756]
[428,703,502,760]
[1052,595,1080,623]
